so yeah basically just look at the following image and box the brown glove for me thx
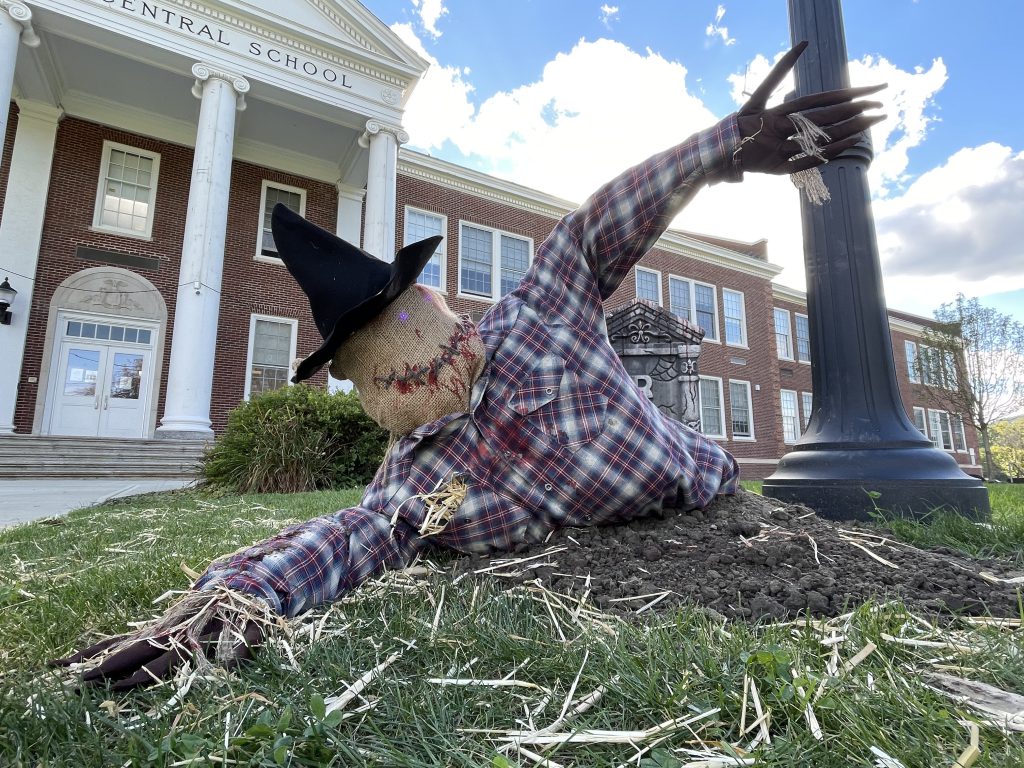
[51,590,267,691]
[734,40,886,175]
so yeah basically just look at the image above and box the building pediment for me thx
[27,0,429,122]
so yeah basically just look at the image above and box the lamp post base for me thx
[762,447,990,522]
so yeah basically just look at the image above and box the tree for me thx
[991,418,1024,481]
[916,295,1024,480]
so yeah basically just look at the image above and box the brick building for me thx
[0,0,982,480]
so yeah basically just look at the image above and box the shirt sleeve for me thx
[193,504,420,618]
[515,115,742,333]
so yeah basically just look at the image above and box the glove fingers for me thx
[801,100,883,127]
[742,41,809,113]
[818,113,886,144]
[80,637,170,683]
[109,647,188,691]
[50,634,130,667]
[786,136,863,173]
[778,83,886,116]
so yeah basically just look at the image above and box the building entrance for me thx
[44,313,158,438]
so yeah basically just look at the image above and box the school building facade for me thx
[0,0,982,480]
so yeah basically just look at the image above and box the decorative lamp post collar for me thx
[0,277,16,325]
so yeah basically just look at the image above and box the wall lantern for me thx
[0,277,16,325]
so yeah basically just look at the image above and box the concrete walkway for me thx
[0,478,195,529]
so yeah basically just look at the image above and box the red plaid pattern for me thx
[197,117,744,618]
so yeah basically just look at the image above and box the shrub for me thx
[203,385,388,493]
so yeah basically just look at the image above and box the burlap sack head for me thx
[330,285,485,435]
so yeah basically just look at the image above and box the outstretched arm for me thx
[518,42,883,332]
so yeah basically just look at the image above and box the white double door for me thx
[46,314,157,438]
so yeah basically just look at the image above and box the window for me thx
[780,389,799,443]
[635,267,662,305]
[257,181,306,260]
[667,276,717,340]
[774,308,793,360]
[927,409,955,451]
[729,380,753,439]
[723,289,747,347]
[801,391,813,430]
[795,313,811,363]
[905,341,921,384]
[912,406,927,436]
[245,315,298,399]
[668,276,692,322]
[404,207,446,290]
[699,376,725,438]
[919,344,954,388]
[458,222,532,300]
[93,141,160,237]
[694,282,718,341]
[953,415,968,452]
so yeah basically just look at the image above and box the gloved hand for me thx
[734,40,885,175]
[51,591,266,691]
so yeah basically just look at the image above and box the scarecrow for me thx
[57,43,883,688]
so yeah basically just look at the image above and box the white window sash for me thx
[774,308,793,360]
[256,180,306,262]
[780,389,799,443]
[699,376,725,438]
[458,221,533,301]
[693,281,719,342]
[729,379,753,439]
[905,340,920,384]
[92,140,161,239]
[635,266,663,305]
[244,314,298,400]
[404,206,447,291]
[723,289,747,347]
[795,313,811,363]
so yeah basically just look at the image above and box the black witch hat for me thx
[271,203,442,383]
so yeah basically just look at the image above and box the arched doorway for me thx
[35,267,167,438]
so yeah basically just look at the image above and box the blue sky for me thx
[363,1,1023,322]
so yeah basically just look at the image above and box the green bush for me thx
[203,385,388,493]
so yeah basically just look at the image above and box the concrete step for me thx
[0,436,207,479]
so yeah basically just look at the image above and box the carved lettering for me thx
[634,375,654,401]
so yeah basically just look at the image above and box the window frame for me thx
[801,391,813,430]
[722,288,747,348]
[404,205,448,293]
[728,379,754,440]
[243,313,298,400]
[698,375,726,439]
[905,340,921,384]
[953,415,968,453]
[255,180,307,264]
[912,406,927,436]
[774,308,793,360]
[456,220,533,302]
[794,313,811,363]
[634,266,663,306]
[668,275,692,323]
[692,280,719,343]
[780,388,800,444]
[92,140,161,239]
[927,408,955,451]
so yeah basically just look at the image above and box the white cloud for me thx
[600,4,619,29]
[410,0,448,39]
[396,25,1021,318]
[705,5,736,46]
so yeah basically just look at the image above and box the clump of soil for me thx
[449,490,1023,621]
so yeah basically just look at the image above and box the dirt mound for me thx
[449,490,1023,621]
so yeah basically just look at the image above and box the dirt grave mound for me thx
[449,490,1023,621]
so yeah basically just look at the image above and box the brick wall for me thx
[13,116,333,433]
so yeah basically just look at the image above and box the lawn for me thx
[0,485,1021,766]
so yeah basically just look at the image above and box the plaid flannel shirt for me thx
[196,116,744,617]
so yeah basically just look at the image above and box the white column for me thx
[0,2,39,145]
[0,100,60,434]
[157,64,248,439]
[328,182,365,394]
[335,181,364,245]
[358,119,407,261]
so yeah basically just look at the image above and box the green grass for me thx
[0,486,1022,766]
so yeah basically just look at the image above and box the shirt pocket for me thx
[510,356,607,451]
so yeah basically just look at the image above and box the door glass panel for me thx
[63,348,100,396]
[110,353,143,399]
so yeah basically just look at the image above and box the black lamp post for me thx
[761,0,989,520]
[0,277,15,325]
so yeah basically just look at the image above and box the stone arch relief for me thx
[32,267,168,436]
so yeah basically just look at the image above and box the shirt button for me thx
[545,387,554,394]
[544,483,553,492]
